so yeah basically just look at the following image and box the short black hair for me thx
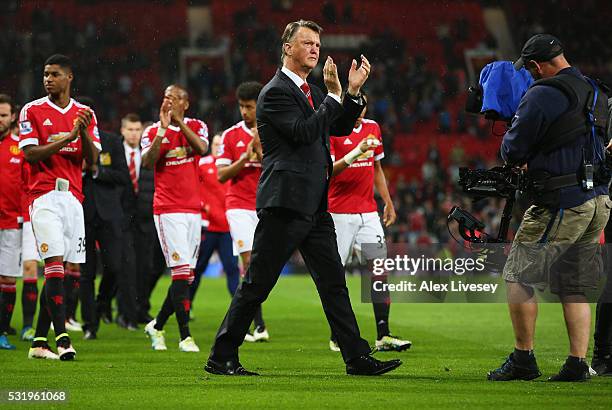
[0,94,15,114]
[166,84,189,100]
[44,54,73,71]
[236,82,263,102]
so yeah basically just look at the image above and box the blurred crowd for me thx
[2,1,610,247]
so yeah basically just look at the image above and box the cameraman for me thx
[488,34,611,382]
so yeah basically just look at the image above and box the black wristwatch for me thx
[346,90,362,101]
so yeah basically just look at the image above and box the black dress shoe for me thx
[83,330,97,340]
[137,313,154,324]
[591,353,612,376]
[97,306,112,325]
[346,354,402,375]
[204,359,259,376]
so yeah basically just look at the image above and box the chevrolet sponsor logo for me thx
[47,132,72,142]
[165,146,190,159]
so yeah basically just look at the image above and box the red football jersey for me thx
[328,119,384,214]
[141,118,208,215]
[215,121,261,211]
[199,155,229,232]
[0,133,25,229]
[18,97,101,204]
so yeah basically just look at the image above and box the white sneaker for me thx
[329,340,341,352]
[178,336,200,352]
[375,335,412,352]
[57,344,76,361]
[144,320,167,351]
[253,327,269,342]
[28,346,59,360]
[65,318,83,332]
[244,332,256,342]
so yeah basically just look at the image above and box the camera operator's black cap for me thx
[513,34,564,70]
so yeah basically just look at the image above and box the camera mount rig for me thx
[448,166,525,244]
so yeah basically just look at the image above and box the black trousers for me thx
[595,219,612,355]
[80,215,123,332]
[118,225,139,324]
[138,223,166,316]
[210,208,371,364]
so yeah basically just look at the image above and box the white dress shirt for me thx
[123,141,141,180]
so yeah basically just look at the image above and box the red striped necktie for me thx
[300,83,314,108]
[129,151,138,194]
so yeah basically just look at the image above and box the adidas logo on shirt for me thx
[43,118,53,126]
[343,138,352,145]
[162,137,170,143]
[236,140,246,147]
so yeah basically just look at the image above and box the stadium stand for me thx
[2,0,609,245]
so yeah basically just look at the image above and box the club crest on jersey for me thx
[40,243,49,253]
[99,152,112,166]
[237,240,245,249]
[9,145,20,155]
[357,150,374,160]
[172,252,180,261]
[19,121,33,134]
[43,118,53,126]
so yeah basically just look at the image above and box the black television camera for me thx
[449,166,525,244]
[447,61,533,245]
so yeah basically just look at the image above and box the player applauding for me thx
[328,98,411,353]
[19,55,101,360]
[141,85,208,352]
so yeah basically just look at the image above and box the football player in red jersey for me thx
[328,99,411,353]
[190,134,241,312]
[19,54,101,360]
[216,82,269,341]
[0,94,22,350]
[141,85,208,352]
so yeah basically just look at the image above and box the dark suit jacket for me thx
[83,130,130,222]
[256,69,363,215]
[119,143,156,232]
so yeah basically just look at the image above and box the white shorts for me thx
[0,229,22,277]
[31,191,86,264]
[226,209,258,256]
[331,212,386,266]
[21,221,41,262]
[154,213,201,269]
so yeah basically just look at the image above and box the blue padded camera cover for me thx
[479,61,533,120]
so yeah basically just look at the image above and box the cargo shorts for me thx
[503,195,612,295]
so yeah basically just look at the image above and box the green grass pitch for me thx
[1,275,610,409]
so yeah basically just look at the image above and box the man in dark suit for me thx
[205,19,402,376]
[119,114,166,325]
[78,98,131,339]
